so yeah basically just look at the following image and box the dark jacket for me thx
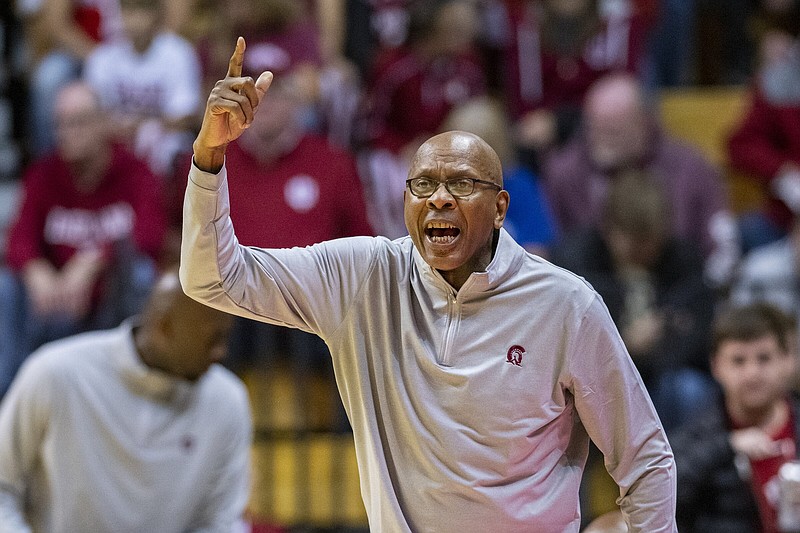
[550,229,714,381]
[671,392,800,532]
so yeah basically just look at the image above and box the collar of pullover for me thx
[412,228,525,296]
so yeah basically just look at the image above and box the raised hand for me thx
[193,37,273,173]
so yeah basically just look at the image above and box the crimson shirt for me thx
[499,1,651,119]
[728,88,800,231]
[223,135,374,248]
[5,144,166,271]
[732,402,797,533]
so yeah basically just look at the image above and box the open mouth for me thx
[425,222,460,244]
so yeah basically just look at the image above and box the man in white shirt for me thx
[0,270,251,533]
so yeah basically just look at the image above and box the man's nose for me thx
[425,183,456,209]
[741,360,766,381]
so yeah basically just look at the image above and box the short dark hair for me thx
[711,302,796,357]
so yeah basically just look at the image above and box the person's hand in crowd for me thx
[730,427,788,460]
[58,249,106,319]
[622,311,665,359]
[22,259,62,317]
[193,37,273,173]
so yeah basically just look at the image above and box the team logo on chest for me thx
[506,345,525,367]
[180,434,195,453]
[284,174,320,213]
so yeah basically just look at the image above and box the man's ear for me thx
[152,313,174,350]
[494,190,510,229]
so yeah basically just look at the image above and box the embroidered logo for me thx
[181,435,195,453]
[506,345,525,367]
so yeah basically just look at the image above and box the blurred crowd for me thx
[0,0,799,529]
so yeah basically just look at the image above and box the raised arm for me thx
[180,38,377,337]
[193,37,273,173]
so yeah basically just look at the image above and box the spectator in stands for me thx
[440,95,558,256]
[730,211,800,343]
[83,0,202,177]
[0,81,165,399]
[543,73,740,287]
[670,302,798,533]
[218,73,374,249]
[550,170,716,430]
[0,269,251,532]
[728,34,800,252]
[490,0,653,169]
[359,0,487,237]
[16,0,123,157]
[316,0,415,80]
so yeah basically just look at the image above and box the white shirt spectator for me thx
[84,31,201,175]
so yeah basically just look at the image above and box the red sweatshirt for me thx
[219,135,374,248]
[5,144,166,271]
[728,88,800,230]
[499,0,652,119]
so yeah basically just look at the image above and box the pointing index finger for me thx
[227,36,245,78]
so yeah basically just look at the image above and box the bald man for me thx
[0,271,251,533]
[180,38,676,532]
[543,73,739,287]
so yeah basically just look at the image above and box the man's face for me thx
[54,86,108,164]
[584,81,649,171]
[238,81,301,162]
[712,334,794,417]
[121,2,160,53]
[404,132,508,289]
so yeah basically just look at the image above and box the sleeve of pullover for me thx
[180,161,378,339]
[568,295,678,533]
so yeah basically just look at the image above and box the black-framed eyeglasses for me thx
[406,177,502,198]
